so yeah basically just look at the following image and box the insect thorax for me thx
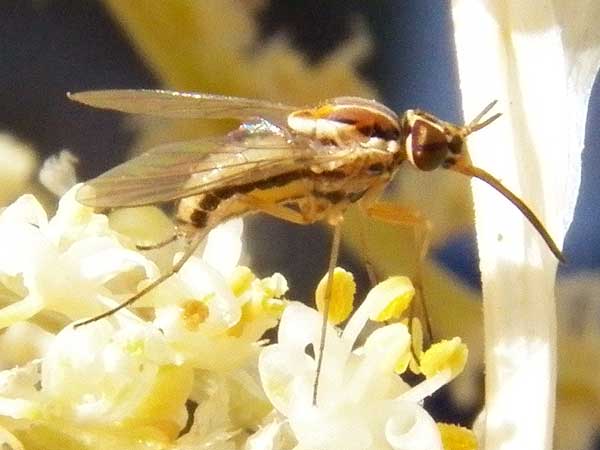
[287,97,401,151]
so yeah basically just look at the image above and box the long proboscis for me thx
[452,164,565,262]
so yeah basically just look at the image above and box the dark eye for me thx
[409,120,449,171]
[448,135,464,154]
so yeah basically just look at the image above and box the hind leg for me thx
[75,227,206,327]
[135,225,189,250]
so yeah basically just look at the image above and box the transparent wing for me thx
[68,89,299,122]
[77,132,349,208]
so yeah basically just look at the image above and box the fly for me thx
[68,89,564,403]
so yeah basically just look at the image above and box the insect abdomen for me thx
[178,170,310,229]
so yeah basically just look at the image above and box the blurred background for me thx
[1,1,599,448]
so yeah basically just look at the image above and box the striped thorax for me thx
[287,97,401,152]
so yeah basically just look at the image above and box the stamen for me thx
[315,267,356,325]
[419,337,468,379]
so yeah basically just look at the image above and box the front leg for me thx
[360,199,433,348]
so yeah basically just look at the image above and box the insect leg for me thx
[313,218,343,406]
[75,228,206,327]
[237,195,312,225]
[352,181,387,287]
[357,213,379,288]
[135,227,188,251]
[362,201,433,348]
[239,194,342,405]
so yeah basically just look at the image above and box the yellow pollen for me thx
[437,423,478,450]
[124,340,145,356]
[181,299,210,331]
[366,276,415,322]
[420,337,468,379]
[315,267,355,325]
[229,266,256,297]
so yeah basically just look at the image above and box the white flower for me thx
[0,322,53,369]
[0,186,157,329]
[40,321,181,423]
[148,258,287,371]
[258,276,455,450]
[111,216,287,371]
[451,2,600,449]
[0,362,42,420]
[39,150,79,197]
[174,376,238,450]
[148,254,248,369]
[0,181,474,450]
[0,321,194,445]
[0,133,37,205]
[0,188,290,450]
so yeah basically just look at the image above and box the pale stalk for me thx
[451,1,600,449]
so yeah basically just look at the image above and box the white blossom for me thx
[0,187,156,329]
[0,188,285,449]
[257,277,456,450]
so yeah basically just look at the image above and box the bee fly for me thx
[69,89,564,401]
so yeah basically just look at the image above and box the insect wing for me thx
[68,89,299,122]
[77,133,322,208]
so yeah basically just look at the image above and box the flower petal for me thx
[397,370,453,404]
[244,417,296,450]
[0,223,49,276]
[72,238,158,284]
[347,323,411,400]
[277,302,321,350]
[0,194,48,228]
[343,277,414,347]
[203,218,244,276]
[450,1,600,448]
[177,255,241,328]
[385,401,443,450]
[258,345,313,416]
[0,425,24,450]
[0,295,44,330]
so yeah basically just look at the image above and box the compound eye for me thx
[409,119,449,171]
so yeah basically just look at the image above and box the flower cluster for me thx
[255,269,471,450]
[0,187,285,449]
[0,188,474,450]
